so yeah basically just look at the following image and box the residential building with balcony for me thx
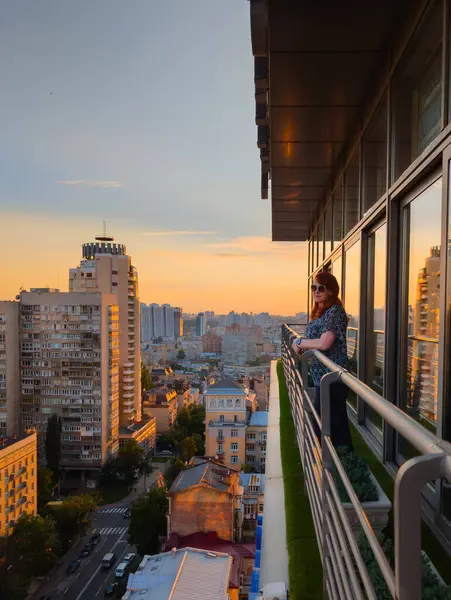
[247,0,451,597]
[202,331,222,354]
[19,290,119,483]
[245,412,268,474]
[240,473,265,542]
[205,379,247,469]
[118,414,156,454]
[167,458,243,543]
[69,234,141,432]
[123,547,236,600]
[0,302,20,436]
[142,388,178,435]
[0,432,37,537]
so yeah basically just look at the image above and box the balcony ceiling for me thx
[250,0,413,242]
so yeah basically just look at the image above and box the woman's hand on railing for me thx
[291,338,302,356]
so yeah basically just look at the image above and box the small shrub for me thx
[335,446,379,503]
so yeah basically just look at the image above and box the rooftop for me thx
[123,547,232,600]
[168,459,239,494]
[0,432,37,453]
[205,378,245,393]
[239,473,265,494]
[248,411,269,427]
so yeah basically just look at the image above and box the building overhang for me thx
[249,0,413,241]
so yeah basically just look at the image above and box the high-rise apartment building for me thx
[140,303,152,343]
[20,290,119,480]
[173,307,183,338]
[69,235,141,427]
[0,302,20,436]
[196,312,206,337]
[150,303,164,339]
[162,304,175,339]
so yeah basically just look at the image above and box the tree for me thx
[37,465,54,512]
[177,349,186,360]
[141,361,154,391]
[45,414,62,481]
[100,440,152,492]
[164,458,185,488]
[242,463,252,474]
[8,514,60,575]
[180,437,197,462]
[52,493,99,552]
[128,488,168,555]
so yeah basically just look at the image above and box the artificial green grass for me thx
[277,360,323,600]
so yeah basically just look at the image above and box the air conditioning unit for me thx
[262,582,288,600]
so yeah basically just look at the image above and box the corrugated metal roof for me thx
[125,548,231,600]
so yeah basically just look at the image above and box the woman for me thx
[292,271,352,450]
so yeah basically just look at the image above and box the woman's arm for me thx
[298,330,336,352]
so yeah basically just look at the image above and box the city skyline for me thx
[0,1,308,315]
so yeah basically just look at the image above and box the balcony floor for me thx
[260,360,289,588]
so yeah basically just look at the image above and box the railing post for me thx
[320,371,341,600]
[394,453,443,600]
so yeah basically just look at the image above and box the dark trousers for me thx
[312,383,353,451]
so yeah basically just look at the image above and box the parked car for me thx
[115,562,128,579]
[90,531,101,545]
[67,559,81,574]
[104,582,119,597]
[80,543,93,557]
[123,553,136,565]
[123,508,131,518]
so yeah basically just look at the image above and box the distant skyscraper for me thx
[69,233,141,427]
[150,304,164,339]
[162,304,175,339]
[196,312,206,337]
[0,301,20,436]
[174,307,183,338]
[140,303,152,343]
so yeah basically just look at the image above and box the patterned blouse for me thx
[305,303,348,387]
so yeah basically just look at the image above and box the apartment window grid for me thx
[231,456,238,464]
[231,443,238,452]
[231,429,238,438]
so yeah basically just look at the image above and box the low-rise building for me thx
[0,433,37,537]
[123,547,235,600]
[239,473,265,542]
[164,531,255,599]
[205,380,247,469]
[167,458,243,543]
[118,414,157,454]
[142,388,178,435]
[245,411,268,473]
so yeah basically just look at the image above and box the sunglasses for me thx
[311,284,328,293]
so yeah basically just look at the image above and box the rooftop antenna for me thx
[95,220,114,242]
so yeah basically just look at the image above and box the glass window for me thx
[363,94,387,214]
[324,203,332,258]
[403,177,442,433]
[333,180,343,247]
[332,254,342,295]
[317,217,324,266]
[365,223,387,432]
[345,149,360,236]
[311,234,316,273]
[392,2,443,182]
[344,240,361,409]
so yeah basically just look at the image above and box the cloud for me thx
[206,235,299,256]
[216,253,248,258]
[57,180,124,188]
[140,230,221,237]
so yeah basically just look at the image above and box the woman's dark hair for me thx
[310,271,343,320]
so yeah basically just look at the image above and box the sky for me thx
[0,1,308,315]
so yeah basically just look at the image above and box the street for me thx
[32,468,162,600]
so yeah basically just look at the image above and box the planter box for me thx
[342,471,391,539]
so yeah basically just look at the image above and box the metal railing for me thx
[281,324,451,600]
